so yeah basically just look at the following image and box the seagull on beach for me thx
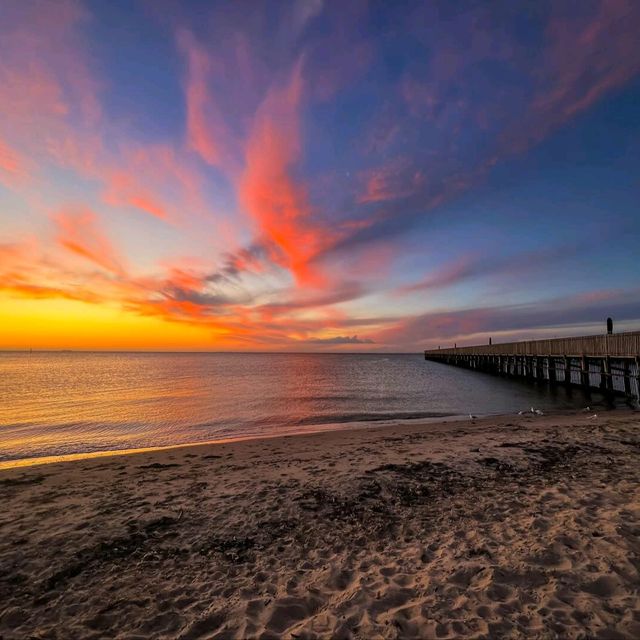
[469,414,478,420]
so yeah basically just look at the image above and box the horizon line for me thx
[0,349,422,355]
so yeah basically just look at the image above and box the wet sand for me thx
[1,410,640,639]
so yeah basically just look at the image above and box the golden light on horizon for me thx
[0,297,218,351]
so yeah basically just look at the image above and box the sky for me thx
[1,0,639,352]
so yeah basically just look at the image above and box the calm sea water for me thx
[0,352,595,464]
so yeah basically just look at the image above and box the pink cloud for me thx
[0,137,30,188]
[357,158,426,204]
[398,257,476,295]
[239,60,337,286]
[495,0,640,158]
[374,288,640,349]
[54,208,125,275]
[177,29,231,168]
[0,0,101,143]
[103,171,169,221]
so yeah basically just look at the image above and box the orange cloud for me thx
[100,142,211,226]
[0,281,100,304]
[239,60,336,286]
[1,233,393,349]
[54,208,125,275]
[0,239,106,307]
[103,171,169,221]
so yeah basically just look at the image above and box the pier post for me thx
[599,357,613,395]
[623,359,632,396]
[525,356,533,380]
[548,357,556,383]
[604,356,614,394]
[564,357,571,385]
[580,356,590,389]
[535,357,544,380]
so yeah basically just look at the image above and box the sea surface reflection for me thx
[0,352,599,463]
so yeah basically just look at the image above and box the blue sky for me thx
[0,0,639,350]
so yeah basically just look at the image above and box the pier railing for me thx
[424,331,640,400]
[424,331,640,358]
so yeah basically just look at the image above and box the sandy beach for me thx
[1,410,640,639]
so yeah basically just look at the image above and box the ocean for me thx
[0,351,597,465]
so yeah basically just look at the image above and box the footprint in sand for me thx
[265,595,322,635]
[325,568,354,591]
[581,574,623,598]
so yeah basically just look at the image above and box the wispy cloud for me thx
[0,137,30,188]
[396,244,587,295]
[307,335,374,345]
[177,29,231,168]
[54,208,125,275]
[239,59,337,286]
[376,289,640,349]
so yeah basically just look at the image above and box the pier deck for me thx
[424,331,640,400]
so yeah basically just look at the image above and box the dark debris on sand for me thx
[0,475,46,488]
[1,436,622,621]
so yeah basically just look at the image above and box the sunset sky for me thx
[1,0,639,351]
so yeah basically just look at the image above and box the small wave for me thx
[278,411,457,427]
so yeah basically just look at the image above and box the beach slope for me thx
[1,411,640,639]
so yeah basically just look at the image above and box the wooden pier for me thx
[424,331,640,401]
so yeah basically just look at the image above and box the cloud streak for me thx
[376,289,640,349]
[307,335,374,345]
[178,29,230,168]
[54,209,125,275]
[239,59,337,286]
